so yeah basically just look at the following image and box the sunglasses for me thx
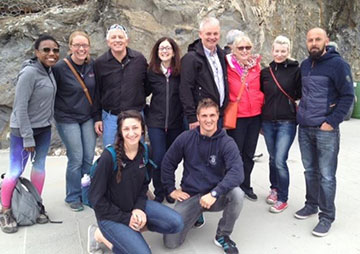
[40,47,60,54]
[236,46,252,51]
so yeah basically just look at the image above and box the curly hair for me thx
[114,110,145,183]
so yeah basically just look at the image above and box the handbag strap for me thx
[63,58,93,105]
[269,67,295,104]
[235,75,247,102]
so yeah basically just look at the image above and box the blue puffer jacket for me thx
[297,47,354,128]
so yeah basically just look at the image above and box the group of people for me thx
[0,15,354,254]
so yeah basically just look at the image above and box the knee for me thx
[228,187,245,202]
[169,213,184,234]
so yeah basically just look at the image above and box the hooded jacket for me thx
[260,59,302,121]
[161,127,244,197]
[297,46,354,128]
[10,58,57,147]
[179,39,228,123]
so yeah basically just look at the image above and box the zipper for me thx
[165,75,170,132]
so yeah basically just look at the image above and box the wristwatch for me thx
[211,190,218,198]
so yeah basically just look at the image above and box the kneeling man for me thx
[162,98,244,254]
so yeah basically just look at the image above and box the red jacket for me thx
[226,54,264,118]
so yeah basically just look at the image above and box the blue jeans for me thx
[102,110,118,147]
[148,127,183,199]
[98,200,183,254]
[298,126,339,222]
[262,121,297,202]
[56,118,96,203]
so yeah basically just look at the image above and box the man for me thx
[223,29,243,55]
[295,27,354,237]
[161,98,244,254]
[180,17,228,130]
[93,24,147,146]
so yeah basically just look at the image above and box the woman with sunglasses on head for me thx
[260,35,301,213]
[87,110,183,254]
[145,37,184,203]
[52,31,96,212]
[0,34,59,233]
[225,34,264,201]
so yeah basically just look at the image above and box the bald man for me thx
[295,28,354,237]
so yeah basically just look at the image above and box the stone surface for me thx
[0,0,359,150]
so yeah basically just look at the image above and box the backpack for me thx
[82,142,156,207]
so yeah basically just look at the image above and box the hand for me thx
[170,189,190,202]
[320,122,334,131]
[94,121,103,136]
[189,121,200,130]
[129,209,147,231]
[24,146,35,152]
[200,193,216,209]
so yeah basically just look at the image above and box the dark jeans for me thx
[298,126,339,222]
[148,127,183,199]
[262,120,297,202]
[98,200,184,254]
[227,115,261,192]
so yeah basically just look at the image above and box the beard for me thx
[308,45,326,60]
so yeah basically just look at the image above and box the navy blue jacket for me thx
[297,47,354,128]
[161,127,244,197]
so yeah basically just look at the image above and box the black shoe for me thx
[165,195,175,204]
[244,189,258,201]
[214,235,239,254]
[193,213,205,228]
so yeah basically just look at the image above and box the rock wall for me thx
[0,0,359,150]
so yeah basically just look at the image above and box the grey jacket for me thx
[10,58,57,147]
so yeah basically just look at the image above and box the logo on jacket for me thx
[209,155,217,166]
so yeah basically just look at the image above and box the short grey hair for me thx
[226,29,244,46]
[199,17,220,32]
[106,24,128,40]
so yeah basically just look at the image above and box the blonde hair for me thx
[272,35,291,55]
[233,34,253,47]
[68,31,91,62]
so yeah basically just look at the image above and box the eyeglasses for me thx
[40,47,60,54]
[158,46,172,52]
[72,44,90,49]
[236,46,252,51]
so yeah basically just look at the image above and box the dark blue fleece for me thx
[297,46,354,128]
[161,127,244,197]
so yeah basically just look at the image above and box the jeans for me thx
[148,127,183,199]
[298,126,339,222]
[1,130,51,208]
[262,121,297,202]
[98,200,183,254]
[102,110,118,147]
[227,115,261,192]
[56,118,96,204]
[164,187,244,249]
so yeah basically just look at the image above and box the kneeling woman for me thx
[88,110,183,254]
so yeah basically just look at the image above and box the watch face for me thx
[211,191,217,197]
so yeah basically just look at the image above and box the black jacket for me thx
[145,69,183,129]
[179,39,228,123]
[260,59,302,121]
[53,55,96,123]
[89,147,150,225]
[93,48,147,121]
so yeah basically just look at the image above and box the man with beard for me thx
[294,28,354,237]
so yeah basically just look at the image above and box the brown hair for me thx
[114,110,145,183]
[148,37,181,76]
[68,31,91,63]
[196,98,219,115]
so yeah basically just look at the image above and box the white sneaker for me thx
[87,224,102,254]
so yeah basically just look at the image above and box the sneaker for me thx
[0,209,18,234]
[294,205,318,219]
[69,202,84,212]
[244,189,258,201]
[312,219,332,237]
[269,201,288,213]
[214,235,239,254]
[193,213,205,228]
[36,213,49,224]
[266,189,277,204]
[87,224,102,254]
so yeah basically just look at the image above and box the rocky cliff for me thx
[0,0,359,150]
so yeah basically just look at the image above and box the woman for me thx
[53,31,96,212]
[88,110,183,254]
[146,37,183,203]
[0,34,59,233]
[260,35,301,213]
[226,34,264,201]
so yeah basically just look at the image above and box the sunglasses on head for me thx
[40,47,60,54]
[237,46,252,51]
